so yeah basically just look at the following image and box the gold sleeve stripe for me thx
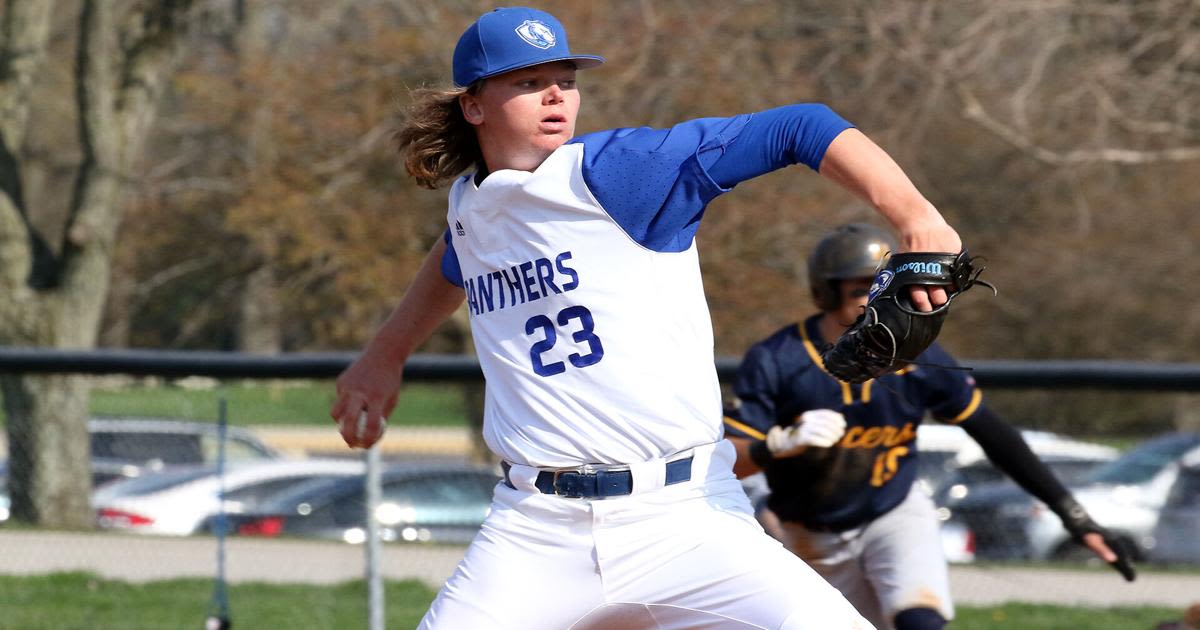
[798,324,827,369]
[947,389,983,424]
[800,321,876,401]
[724,416,767,440]
[800,323,851,387]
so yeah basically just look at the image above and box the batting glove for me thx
[1054,496,1137,582]
[765,409,847,458]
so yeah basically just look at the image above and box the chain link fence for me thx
[1,351,1199,629]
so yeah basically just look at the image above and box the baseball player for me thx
[331,7,966,629]
[724,223,1137,630]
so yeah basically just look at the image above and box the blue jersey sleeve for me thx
[918,343,983,422]
[440,229,464,288]
[571,104,853,253]
[706,103,854,185]
[725,343,782,439]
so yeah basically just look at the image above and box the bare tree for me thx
[0,0,213,526]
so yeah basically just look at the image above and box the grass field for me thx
[0,572,1183,630]
[77,381,469,427]
[0,572,438,630]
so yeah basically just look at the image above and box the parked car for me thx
[215,463,501,544]
[2,419,281,525]
[929,443,1117,566]
[0,458,147,524]
[931,448,1118,509]
[916,423,1119,498]
[939,518,975,564]
[90,460,152,487]
[1147,447,1200,565]
[948,432,1200,562]
[89,417,281,473]
[914,424,978,493]
[94,459,365,536]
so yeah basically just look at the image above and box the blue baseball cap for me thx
[453,7,604,87]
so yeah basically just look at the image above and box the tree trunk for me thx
[99,263,133,347]
[2,373,92,526]
[1175,395,1200,433]
[0,0,214,527]
[238,264,282,353]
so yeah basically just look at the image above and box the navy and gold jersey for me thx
[725,315,982,530]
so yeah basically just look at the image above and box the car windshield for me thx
[1085,435,1200,485]
[1166,467,1200,508]
[1047,459,1108,486]
[91,431,204,464]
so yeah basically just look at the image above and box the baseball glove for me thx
[821,250,994,383]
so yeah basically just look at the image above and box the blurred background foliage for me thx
[17,0,1200,436]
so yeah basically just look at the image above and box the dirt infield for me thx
[253,425,476,458]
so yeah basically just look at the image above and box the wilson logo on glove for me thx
[893,261,944,275]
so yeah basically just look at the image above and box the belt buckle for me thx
[551,467,585,498]
[551,463,629,499]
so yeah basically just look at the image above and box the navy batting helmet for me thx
[808,223,897,311]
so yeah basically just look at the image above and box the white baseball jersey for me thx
[441,105,853,468]
[446,143,721,467]
[425,105,864,630]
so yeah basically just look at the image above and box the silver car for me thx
[94,459,365,536]
[1147,447,1200,565]
[216,462,502,544]
[89,417,280,471]
[950,433,1200,562]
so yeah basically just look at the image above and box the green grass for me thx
[81,381,470,427]
[0,572,1185,630]
[0,572,438,630]
[955,603,1180,629]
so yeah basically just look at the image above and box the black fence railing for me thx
[0,348,1198,391]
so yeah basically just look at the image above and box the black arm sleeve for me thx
[957,406,1072,508]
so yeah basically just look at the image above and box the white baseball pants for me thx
[419,440,873,629]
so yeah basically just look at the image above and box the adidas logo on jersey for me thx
[456,220,466,237]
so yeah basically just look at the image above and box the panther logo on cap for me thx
[515,20,556,49]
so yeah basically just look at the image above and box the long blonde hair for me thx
[395,85,483,190]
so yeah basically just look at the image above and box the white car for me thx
[94,458,365,536]
[952,433,1200,561]
[917,424,1120,564]
[1024,435,1200,561]
[915,423,1119,496]
[1148,447,1200,565]
[939,518,975,564]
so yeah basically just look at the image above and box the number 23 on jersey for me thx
[525,305,605,377]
